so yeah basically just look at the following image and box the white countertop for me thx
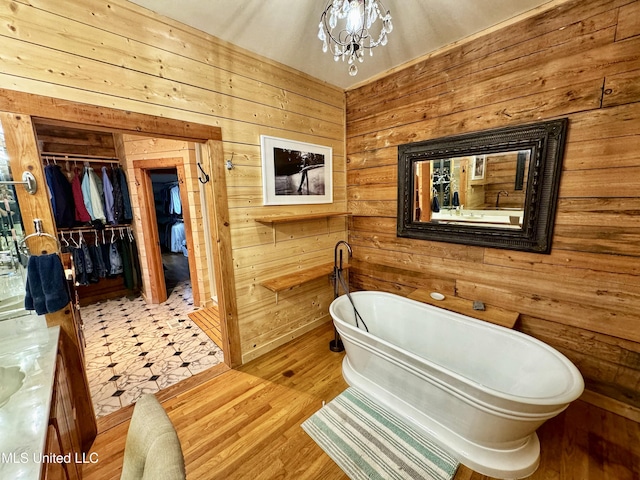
[0,314,59,480]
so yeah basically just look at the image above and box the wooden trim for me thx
[176,163,200,307]
[0,88,222,142]
[0,112,56,250]
[132,157,190,169]
[204,139,241,367]
[134,165,167,304]
[580,389,640,424]
[96,362,230,434]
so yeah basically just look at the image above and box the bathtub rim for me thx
[337,323,571,421]
[330,291,585,406]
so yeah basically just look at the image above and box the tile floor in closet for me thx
[82,254,223,418]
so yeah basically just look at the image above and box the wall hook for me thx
[197,162,210,184]
[225,152,235,171]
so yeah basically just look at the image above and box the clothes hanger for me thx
[60,231,70,248]
[70,231,81,249]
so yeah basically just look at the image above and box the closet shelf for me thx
[254,211,351,244]
[259,262,349,303]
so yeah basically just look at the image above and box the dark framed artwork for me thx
[260,135,333,205]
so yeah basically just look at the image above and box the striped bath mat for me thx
[302,388,459,480]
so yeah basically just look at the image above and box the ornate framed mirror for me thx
[397,118,568,253]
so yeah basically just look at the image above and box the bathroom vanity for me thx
[0,316,86,479]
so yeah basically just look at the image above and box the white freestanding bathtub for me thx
[329,291,584,479]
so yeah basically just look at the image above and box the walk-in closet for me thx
[151,169,189,295]
[33,122,224,418]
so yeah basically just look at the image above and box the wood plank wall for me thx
[0,0,346,364]
[346,0,640,416]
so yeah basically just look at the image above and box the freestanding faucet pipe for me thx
[330,240,352,352]
[495,190,509,208]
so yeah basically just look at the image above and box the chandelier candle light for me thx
[318,0,393,76]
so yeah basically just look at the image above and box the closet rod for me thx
[41,152,121,163]
[58,225,132,232]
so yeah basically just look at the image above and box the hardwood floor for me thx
[82,322,640,480]
[189,305,223,349]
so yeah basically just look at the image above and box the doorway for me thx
[0,90,241,427]
[150,169,190,297]
[133,158,198,305]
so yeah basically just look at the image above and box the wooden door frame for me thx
[0,88,241,367]
[133,159,199,306]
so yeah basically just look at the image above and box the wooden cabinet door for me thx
[42,352,83,480]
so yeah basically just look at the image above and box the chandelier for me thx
[318,0,393,77]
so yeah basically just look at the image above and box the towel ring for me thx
[19,219,61,254]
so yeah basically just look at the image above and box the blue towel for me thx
[431,195,440,213]
[452,191,460,207]
[24,254,70,315]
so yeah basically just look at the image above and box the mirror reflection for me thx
[0,123,30,322]
[413,150,531,230]
[397,118,568,253]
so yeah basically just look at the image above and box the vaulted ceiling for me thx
[128,0,555,89]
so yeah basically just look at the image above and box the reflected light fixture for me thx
[318,0,393,77]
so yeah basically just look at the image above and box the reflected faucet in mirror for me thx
[495,190,509,208]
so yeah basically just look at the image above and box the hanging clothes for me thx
[102,166,116,225]
[169,184,182,215]
[111,167,125,224]
[120,238,133,290]
[44,164,75,228]
[170,221,186,255]
[117,167,133,222]
[118,230,142,290]
[88,242,107,280]
[129,234,142,290]
[80,241,92,272]
[71,167,92,223]
[100,241,112,277]
[72,239,97,286]
[72,245,89,286]
[81,166,107,224]
[109,242,123,275]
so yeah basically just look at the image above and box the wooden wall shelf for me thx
[255,212,351,244]
[254,211,351,224]
[407,288,519,329]
[260,262,349,303]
